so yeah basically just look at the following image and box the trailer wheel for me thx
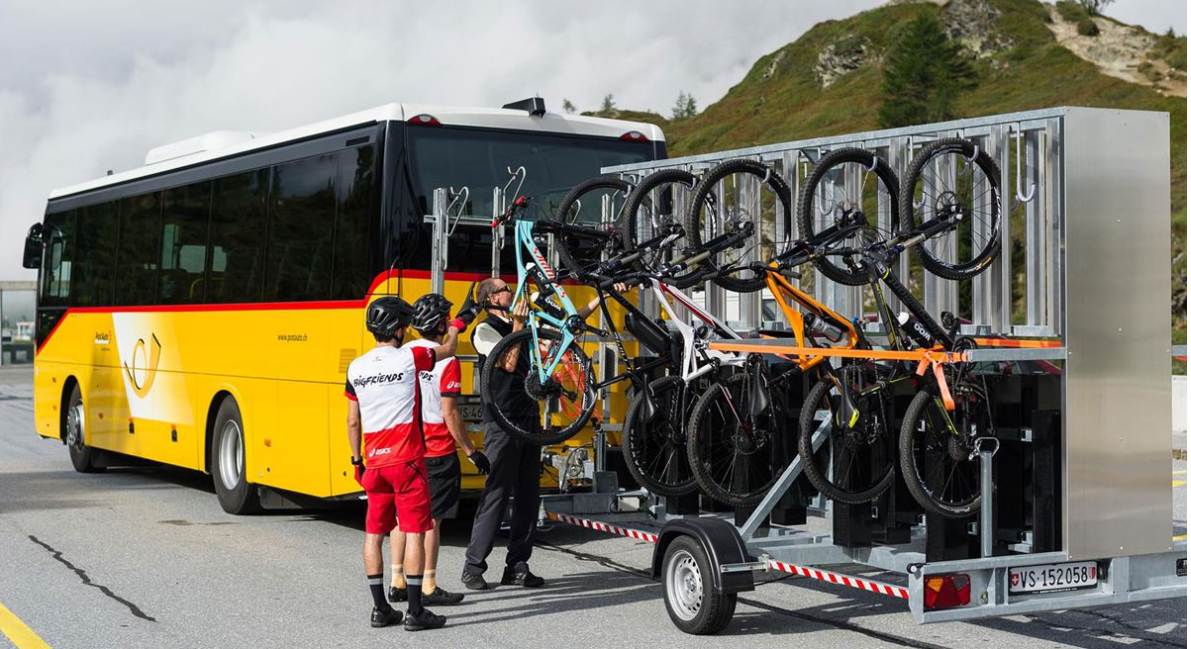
[662,536,736,635]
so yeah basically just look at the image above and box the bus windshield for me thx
[406,125,658,221]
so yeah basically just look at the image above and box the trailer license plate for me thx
[1009,561,1098,594]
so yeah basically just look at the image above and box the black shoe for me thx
[403,609,447,631]
[501,566,545,588]
[460,570,488,591]
[388,586,407,603]
[423,587,465,605]
[370,606,403,628]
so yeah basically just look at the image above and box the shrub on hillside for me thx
[1077,18,1099,37]
[1152,31,1188,71]
[877,14,975,129]
[1055,0,1088,22]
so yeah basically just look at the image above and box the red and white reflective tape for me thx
[766,559,909,599]
[545,512,907,600]
[545,512,659,543]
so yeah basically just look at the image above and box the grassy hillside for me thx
[620,0,1187,369]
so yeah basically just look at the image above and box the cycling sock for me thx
[391,564,406,589]
[423,569,437,595]
[406,575,424,615]
[367,574,387,609]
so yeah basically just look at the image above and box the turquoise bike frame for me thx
[510,219,582,384]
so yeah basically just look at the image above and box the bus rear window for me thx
[407,126,655,220]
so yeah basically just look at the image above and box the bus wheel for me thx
[662,536,736,635]
[211,398,261,514]
[65,383,104,474]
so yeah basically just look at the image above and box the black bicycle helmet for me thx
[366,296,414,340]
[411,294,453,335]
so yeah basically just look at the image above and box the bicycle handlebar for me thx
[661,222,754,276]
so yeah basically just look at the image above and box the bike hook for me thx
[816,184,837,217]
[445,186,470,237]
[1010,126,1037,210]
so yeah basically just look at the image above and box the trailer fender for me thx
[651,518,754,594]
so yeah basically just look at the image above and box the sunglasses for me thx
[491,286,512,295]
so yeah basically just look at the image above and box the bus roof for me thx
[48,102,666,200]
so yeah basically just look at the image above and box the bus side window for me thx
[116,193,162,306]
[74,202,118,307]
[265,155,336,302]
[39,210,76,306]
[159,182,212,305]
[208,171,268,304]
[332,146,375,300]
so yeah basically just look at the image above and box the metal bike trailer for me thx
[541,451,1185,628]
[530,106,1185,634]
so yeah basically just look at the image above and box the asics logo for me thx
[368,448,392,458]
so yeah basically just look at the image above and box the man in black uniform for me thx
[461,277,612,590]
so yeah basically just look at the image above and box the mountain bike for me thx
[479,195,757,447]
[680,212,873,507]
[795,139,1002,517]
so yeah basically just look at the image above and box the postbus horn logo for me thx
[123,334,162,398]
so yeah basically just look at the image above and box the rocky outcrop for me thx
[942,0,1013,58]
[763,50,787,80]
[814,35,871,88]
[1044,4,1186,97]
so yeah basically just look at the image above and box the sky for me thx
[0,0,1185,281]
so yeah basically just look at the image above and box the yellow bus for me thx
[24,99,665,513]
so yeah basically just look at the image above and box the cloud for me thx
[15,0,1182,281]
[1,0,897,280]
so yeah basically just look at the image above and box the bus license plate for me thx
[1009,561,1098,594]
[457,396,484,424]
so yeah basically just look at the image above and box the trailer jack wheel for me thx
[662,536,736,634]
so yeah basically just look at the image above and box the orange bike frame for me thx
[763,261,860,371]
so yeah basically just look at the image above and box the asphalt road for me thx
[0,366,1185,649]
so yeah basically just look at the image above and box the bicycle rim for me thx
[687,373,780,506]
[624,376,697,496]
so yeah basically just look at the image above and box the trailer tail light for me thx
[620,131,649,142]
[410,114,442,127]
[924,573,970,610]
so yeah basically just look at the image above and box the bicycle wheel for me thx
[554,176,632,277]
[797,373,896,504]
[797,147,900,286]
[622,376,698,497]
[685,372,784,507]
[685,159,792,293]
[898,382,991,518]
[899,138,1002,280]
[620,169,701,281]
[480,327,597,446]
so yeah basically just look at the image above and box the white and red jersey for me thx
[405,338,462,458]
[344,345,435,467]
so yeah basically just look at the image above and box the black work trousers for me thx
[463,421,541,576]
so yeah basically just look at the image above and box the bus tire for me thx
[662,536,736,635]
[210,397,261,514]
[64,382,104,474]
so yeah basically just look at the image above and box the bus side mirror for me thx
[22,223,44,269]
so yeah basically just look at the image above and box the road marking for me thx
[0,601,51,649]
[1174,470,1187,475]
[1174,480,1186,488]
[1174,535,1187,542]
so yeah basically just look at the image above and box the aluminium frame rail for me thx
[603,107,1067,338]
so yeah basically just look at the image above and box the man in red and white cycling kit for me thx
[345,295,472,632]
[388,293,491,607]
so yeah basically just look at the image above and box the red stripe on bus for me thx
[34,267,572,356]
